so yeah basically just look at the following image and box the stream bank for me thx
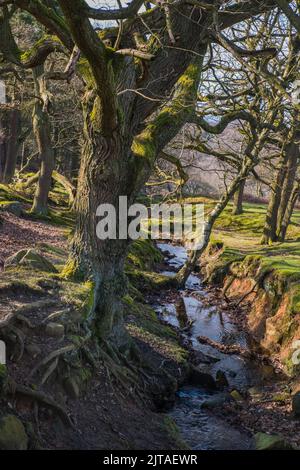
[149,242,299,450]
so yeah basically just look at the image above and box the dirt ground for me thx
[0,211,66,269]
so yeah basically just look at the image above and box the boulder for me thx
[189,365,216,389]
[254,432,293,450]
[0,201,23,217]
[0,415,28,450]
[5,249,57,273]
[292,391,300,417]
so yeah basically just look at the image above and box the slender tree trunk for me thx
[2,108,21,183]
[276,139,300,236]
[31,66,55,216]
[176,157,255,286]
[232,177,245,215]
[261,153,287,244]
[278,181,300,241]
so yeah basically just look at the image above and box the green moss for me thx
[60,259,84,282]
[127,239,163,270]
[20,34,60,63]
[162,416,189,450]
[77,58,95,88]
[0,184,31,204]
[126,267,172,291]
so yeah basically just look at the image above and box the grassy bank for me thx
[190,197,300,374]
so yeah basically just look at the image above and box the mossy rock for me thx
[0,201,23,216]
[5,249,57,273]
[254,432,293,450]
[0,415,28,450]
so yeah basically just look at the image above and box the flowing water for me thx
[153,243,267,450]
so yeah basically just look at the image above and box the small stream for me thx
[153,243,267,450]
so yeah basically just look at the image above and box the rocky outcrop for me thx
[5,249,57,273]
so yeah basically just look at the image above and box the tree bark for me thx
[261,152,287,244]
[276,138,300,236]
[278,181,300,241]
[31,65,55,216]
[64,54,205,345]
[61,85,133,345]
[232,177,246,215]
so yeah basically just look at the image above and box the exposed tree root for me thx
[40,357,59,385]
[16,313,35,329]
[9,383,74,428]
[30,344,77,378]
[8,325,25,362]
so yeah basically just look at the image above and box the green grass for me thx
[187,198,300,284]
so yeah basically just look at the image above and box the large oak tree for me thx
[0,0,289,347]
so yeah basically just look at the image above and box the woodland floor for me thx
[1,189,300,449]
[0,194,187,450]
[0,211,66,269]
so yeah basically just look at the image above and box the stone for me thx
[5,249,57,273]
[216,370,229,389]
[45,322,65,338]
[254,432,293,450]
[5,249,28,267]
[201,393,232,410]
[0,201,23,217]
[0,415,28,450]
[230,390,244,402]
[189,365,216,389]
[292,391,300,417]
[64,377,80,399]
[25,344,42,358]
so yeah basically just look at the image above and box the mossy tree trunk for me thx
[31,65,55,216]
[278,180,300,241]
[232,177,245,215]
[65,54,205,344]
[261,152,287,245]
[276,138,300,238]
